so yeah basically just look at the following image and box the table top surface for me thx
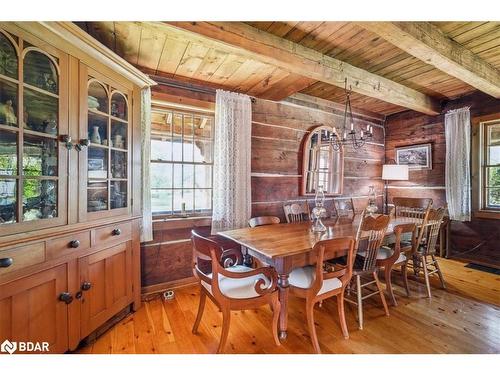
[218,216,418,259]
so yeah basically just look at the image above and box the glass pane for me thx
[23,179,57,220]
[110,92,127,120]
[173,189,182,212]
[0,33,18,79]
[195,189,211,211]
[110,180,127,209]
[151,110,172,133]
[0,78,18,126]
[172,136,182,162]
[87,181,108,212]
[183,189,194,211]
[88,112,107,145]
[173,163,182,188]
[88,146,108,179]
[23,87,58,135]
[151,163,172,189]
[111,150,127,179]
[183,164,194,188]
[488,146,500,165]
[183,138,193,162]
[194,116,212,139]
[23,134,57,176]
[23,51,58,94]
[111,120,127,149]
[488,124,500,147]
[88,81,108,113]
[487,188,500,208]
[0,179,16,224]
[151,189,172,214]
[487,167,500,188]
[151,137,172,161]
[195,165,212,188]
[193,139,212,163]
[0,129,17,175]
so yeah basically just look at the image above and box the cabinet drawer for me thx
[93,222,132,247]
[46,231,91,260]
[0,242,46,276]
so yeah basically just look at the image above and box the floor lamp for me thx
[382,164,409,214]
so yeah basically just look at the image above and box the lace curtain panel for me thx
[445,107,471,221]
[211,90,252,233]
[140,87,153,242]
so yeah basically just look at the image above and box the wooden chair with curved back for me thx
[377,223,417,306]
[392,197,432,222]
[283,201,310,223]
[288,237,356,353]
[345,213,391,329]
[191,230,281,353]
[407,207,447,298]
[248,216,280,227]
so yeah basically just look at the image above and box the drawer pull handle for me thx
[69,240,80,248]
[59,292,73,305]
[112,228,122,236]
[81,281,92,291]
[0,257,13,268]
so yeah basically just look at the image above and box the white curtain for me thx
[445,107,471,221]
[140,87,153,242]
[211,90,252,234]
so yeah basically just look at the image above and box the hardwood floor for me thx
[76,259,500,354]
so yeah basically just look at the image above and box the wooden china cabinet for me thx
[0,22,154,353]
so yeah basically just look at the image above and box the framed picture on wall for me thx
[396,143,432,170]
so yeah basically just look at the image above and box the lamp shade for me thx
[382,164,409,181]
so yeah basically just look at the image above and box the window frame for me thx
[480,119,500,212]
[150,102,214,218]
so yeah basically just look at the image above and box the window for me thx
[150,105,214,216]
[482,121,500,210]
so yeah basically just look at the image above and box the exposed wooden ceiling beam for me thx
[162,22,441,115]
[358,22,500,98]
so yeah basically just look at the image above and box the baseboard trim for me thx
[141,276,198,297]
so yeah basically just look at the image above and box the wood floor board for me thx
[76,259,500,354]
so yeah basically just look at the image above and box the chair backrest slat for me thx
[393,197,432,222]
[283,201,310,223]
[356,213,390,271]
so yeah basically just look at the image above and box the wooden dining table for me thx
[218,216,416,340]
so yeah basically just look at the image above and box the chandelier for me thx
[330,78,373,150]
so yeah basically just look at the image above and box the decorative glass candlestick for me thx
[366,185,378,216]
[312,185,327,232]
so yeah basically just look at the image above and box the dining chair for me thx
[283,201,310,223]
[377,223,417,306]
[191,230,281,353]
[345,213,391,329]
[392,197,433,222]
[406,207,447,298]
[288,237,356,353]
[248,216,280,227]
[352,197,370,215]
[333,198,355,217]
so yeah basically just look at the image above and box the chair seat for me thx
[359,248,407,264]
[289,266,342,295]
[201,265,271,299]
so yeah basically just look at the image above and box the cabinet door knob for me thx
[81,281,92,291]
[0,258,13,268]
[69,240,80,248]
[59,292,73,304]
[112,228,121,236]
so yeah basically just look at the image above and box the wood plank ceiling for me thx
[76,21,500,116]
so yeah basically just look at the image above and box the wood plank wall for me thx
[141,86,386,291]
[385,91,500,268]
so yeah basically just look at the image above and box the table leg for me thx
[278,272,290,341]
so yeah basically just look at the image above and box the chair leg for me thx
[306,299,321,354]
[356,275,363,330]
[373,271,390,317]
[217,308,231,354]
[421,255,432,299]
[192,287,206,334]
[384,265,397,307]
[271,296,281,347]
[337,291,349,339]
[432,254,446,289]
[401,262,410,297]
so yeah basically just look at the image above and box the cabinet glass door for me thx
[83,70,130,218]
[0,28,67,232]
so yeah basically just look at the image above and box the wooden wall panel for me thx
[385,91,500,268]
